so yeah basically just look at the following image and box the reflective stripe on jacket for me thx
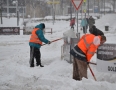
[77,34,100,61]
[29,28,42,45]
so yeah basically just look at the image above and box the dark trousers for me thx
[71,24,74,30]
[73,57,88,80]
[83,26,88,34]
[30,46,41,66]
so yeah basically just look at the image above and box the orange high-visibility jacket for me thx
[29,28,42,45]
[77,34,101,61]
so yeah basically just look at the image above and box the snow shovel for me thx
[42,37,63,46]
[88,62,97,65]
[88,64,97,81]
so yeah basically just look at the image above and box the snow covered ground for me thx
[0,14,116,90]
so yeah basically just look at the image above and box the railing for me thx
[45,28,52,34]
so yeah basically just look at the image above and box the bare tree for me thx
[110,0,116,12]
[30,0,38,18]
[25,0,50,18]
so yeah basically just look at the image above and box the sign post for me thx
[82,0,87,33]
[71,0,83,36]
[97,44,116,74]
[82,0,87,13]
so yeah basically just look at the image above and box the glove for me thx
[87,62,89,64]
[48,41,51,44]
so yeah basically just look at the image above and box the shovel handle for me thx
[42,38,63,46]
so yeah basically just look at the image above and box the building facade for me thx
[2,0,25,17]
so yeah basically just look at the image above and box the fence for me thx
[45,28,52,34]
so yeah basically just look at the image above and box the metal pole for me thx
[53,0,55,25]
[77,11,78,33]
[76,10,80,39]
[88,0,89,16]
[114,0,116,13]
[7,0,9,15]
[17,10,19,26]
[0,8,3,24]
[0,3,3,24]
[101,0,103,16]
[98,0,99,11]
[85,13,86,34]
[16,0,17,25]
[94,0,95,14]
[16,0,19,26]
[61,0,63,15]
[104,0,105,15]
[23,7,24,23]
[81,4,82,19]
[70,1,72,20]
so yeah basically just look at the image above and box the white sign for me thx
[71,0,83,11]
[97,44,116,74]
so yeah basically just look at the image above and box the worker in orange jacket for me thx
[29,23,51,67]
[70,34,106,80]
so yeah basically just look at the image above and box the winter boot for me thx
[30,64,34,67]
[36,61,40,66]
[40,64,44,67]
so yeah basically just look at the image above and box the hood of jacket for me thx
[35,23,45,30]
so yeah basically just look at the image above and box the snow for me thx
[95,14,116,33]
[0,14,116,90]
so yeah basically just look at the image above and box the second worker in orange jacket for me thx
[70,34,106,80]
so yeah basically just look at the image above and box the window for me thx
[9,8,16,13]
[3,0,7,6]
[2,8,7,13]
